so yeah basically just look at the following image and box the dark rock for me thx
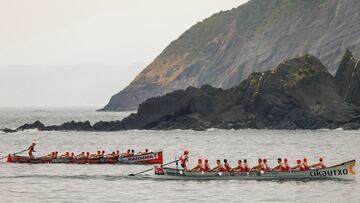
[121,55,360,130]
[335,50,360,106]
[1,128,17,133]
[93,121,124,131]
[17,120,45,131]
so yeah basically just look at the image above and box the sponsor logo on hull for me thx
[309,169,349,177]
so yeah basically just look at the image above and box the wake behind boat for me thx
[153,160,356,180]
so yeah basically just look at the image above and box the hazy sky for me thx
[0,0,248,107]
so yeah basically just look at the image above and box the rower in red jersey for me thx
[243,159,250,172]
[28,143,36,158]
[310,157,327,169]
[262,159,271,171]
[202,159,211,172]
[252,159,264,172]
[223,159,232,171]
[303,158,310,170]
[191,159,203,172]
[233,160,243,172]
[292,160,305,171]
[212,159,225,172]
[179,151,189,171]
[272,158,285,171]
[283,158,290,171]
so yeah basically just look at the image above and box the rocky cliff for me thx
[10,54,360,132]
[102,0,360,111]
[335,50,360,105]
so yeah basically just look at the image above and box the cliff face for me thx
[102,0,360,111]
[120,55,360,130]
[335,50,360,106]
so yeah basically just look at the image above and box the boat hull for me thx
[118,151,163,164]
[154,160,356,180]
[6,151,163,165]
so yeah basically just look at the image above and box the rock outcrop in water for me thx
[101,0,360,111]
[6,54,360,133]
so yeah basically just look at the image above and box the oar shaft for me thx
[0,149,28,160]
[129,159,179,176]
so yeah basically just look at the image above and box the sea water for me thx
[0,107,359,202]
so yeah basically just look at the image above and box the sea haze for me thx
[0,107,359,202]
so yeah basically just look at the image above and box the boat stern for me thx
[6,154,13,163]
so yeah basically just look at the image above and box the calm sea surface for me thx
[0,107,359,203]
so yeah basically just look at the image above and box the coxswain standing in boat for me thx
[28,143,36,158]
[191,159,203,172]
[179,151,189,171]
[272,158,285,171]
[223,159,232,171]
[310,157,327,169]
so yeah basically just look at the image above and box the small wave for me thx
[0,174,151,180]
[22,128,41,133]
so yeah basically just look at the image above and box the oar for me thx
[0,149,28,160]
[129,159,179,176]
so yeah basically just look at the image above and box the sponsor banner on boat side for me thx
[309,168,349,177]
[126,153,158,161]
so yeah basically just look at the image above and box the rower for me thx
[202,159,211,172]
[243,159,250,172]
[284,158,290,171]
[116,150,120,155]
[223,159,232,171]
[86,152,90,158]
[233,160,243,172]
[71,152,74,158]
[28,142,36,158]
[130,150,135,156]
[272,158,285,171]
[179,151,189,171]
[211,159,225,172]
[78,152,85,158]
[292,160,305,171]
[303,158,310,170]
[252,159,264,172]
[124,149,131,156]
[263,159,271,171]
[310,157,327,169]
[191,159,203,172]
[101,150,105,156]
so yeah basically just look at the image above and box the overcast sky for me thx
[0,0,248,107]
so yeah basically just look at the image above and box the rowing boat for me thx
[153,160,356,180]
[6,151,163,165]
